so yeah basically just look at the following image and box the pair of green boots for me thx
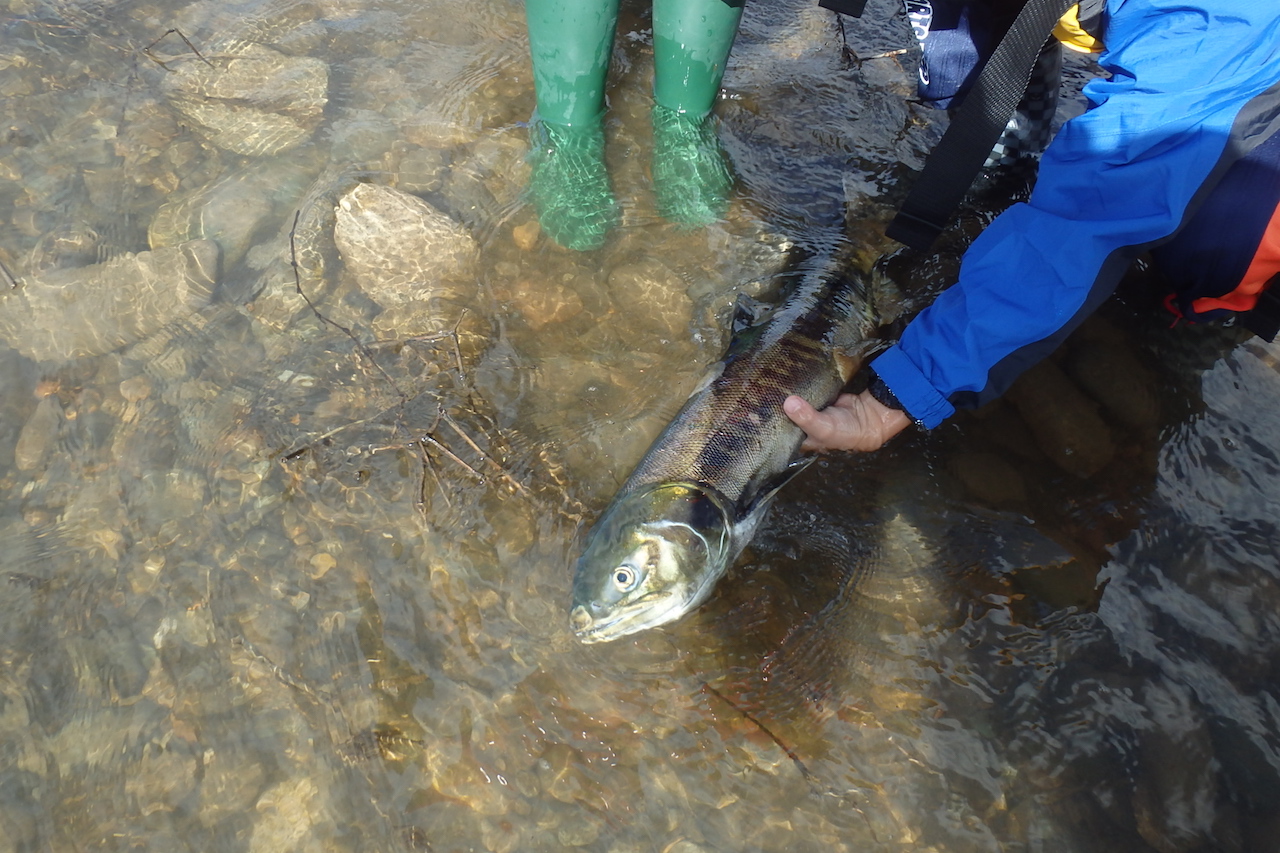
[527,107,733,251]
[524,0,744,251]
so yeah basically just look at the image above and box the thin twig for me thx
[0,258,17,290]
[448,313,466,376]
[275,417,402,462]
[865,48,908,61]
[420,444,451,511]
[418,433,485,482]
[143,27,215,68]
[702,681,816,783]
[439,412,533,498]
[832,13,859,68]
[289,210,409,407]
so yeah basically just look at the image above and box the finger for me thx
[782,395,814,423]
[784,395,837,450]
[783,395,827,435]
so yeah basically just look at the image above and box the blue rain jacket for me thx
[872,0,1280,428]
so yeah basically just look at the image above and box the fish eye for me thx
[612,565,640,593]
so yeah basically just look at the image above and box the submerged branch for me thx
[142,27,215,69]
[288,209,410,424]
[701,681,816,784]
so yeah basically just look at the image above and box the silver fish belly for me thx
[569,263,884,643]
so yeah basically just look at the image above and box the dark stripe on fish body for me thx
[696,426,755,481]
[634,270,867,500]
[749,337,833,397]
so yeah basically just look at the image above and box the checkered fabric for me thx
[900,0,1064,168]
[983,41,1062,168]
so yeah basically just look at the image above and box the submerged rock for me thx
[162,45,328,157]
[333,182,479,308]
[0,240,219,362]
[947,451,1028,507]
[505,276,584,330]
[13,395,61,472]
[1006,359,1115,479]
[248,775,334,853]
[1066,336,1162,431]
[1132,680,1219,853]
[149,171,275,269]
[607,257,693,341]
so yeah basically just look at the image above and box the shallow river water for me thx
[3,1,1280,851]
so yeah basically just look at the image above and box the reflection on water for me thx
[2,0,1279,850]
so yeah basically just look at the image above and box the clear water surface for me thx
[2,1,1279,851]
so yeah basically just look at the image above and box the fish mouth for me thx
[569,594,691,644]
[569,578,718,643]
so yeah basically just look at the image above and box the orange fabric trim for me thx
[1191,199,1280,314]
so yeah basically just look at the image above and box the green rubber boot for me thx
[524,0,621,250]
[527,118,619,251]
[651,0,743,226]
[651,105,734,227]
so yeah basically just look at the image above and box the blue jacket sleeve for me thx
[873,0,1280,429]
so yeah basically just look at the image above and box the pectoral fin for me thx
[732,293,776,335]
[733,455,817,545]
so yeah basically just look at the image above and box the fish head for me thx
[570,482,734,644]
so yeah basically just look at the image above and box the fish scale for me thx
[620,268,870,507]
[570,260,891,643]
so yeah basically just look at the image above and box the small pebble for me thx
[512,220,540,251]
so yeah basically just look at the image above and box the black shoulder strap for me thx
[886,0,1076,250]
[819,0,868,17]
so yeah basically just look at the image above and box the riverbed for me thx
[2,1,1279,851]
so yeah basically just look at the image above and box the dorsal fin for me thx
[731,293,775,335]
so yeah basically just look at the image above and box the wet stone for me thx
[124,743,199,816]
[479,818,525,853]
[511,219,540,251]
[607,257,694,341]
[333,183,479,308]
[200,751,268,826]
[1006,359,1115,479]
[269,19,328,56]
[465,134,528,207]
[660,841,713,853]
[162,45,328,157]
[0,796,39,853]
[506,276,585,330]
[556,812,603,847]
[26,226,102,275]
[963,400,1046,462]
[13,394,60,471]
[243,222,336,334]
[1133,680,1219,853]
[0,240,218,362]
[391,145,447,195]
[948,451,1028,507]
[1066,337,1161,431]
[308,552,336,579]
[1241,813,1280,853]
[369,299,477,342]
[149,171,276,268]
[249,775,333,853]
[49,703,166,776]
[326,109,398,163]
[402,104,479,149]
[118,374,152,403]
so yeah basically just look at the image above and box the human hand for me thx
[783,390,912,453]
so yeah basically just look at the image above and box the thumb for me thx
[782,395,814,423]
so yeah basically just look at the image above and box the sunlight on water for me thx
[2,0,1280,851]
